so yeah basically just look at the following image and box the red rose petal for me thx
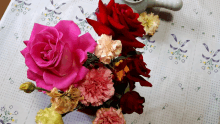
[117,36,145,48]
[98,0,109,25]
[134,59,151,77]
[112,7,119,23]
[108,16,124,29]
[106,0,115,15]
[127,74,152,87]
[86,18,115,36]
[118,13,129,29]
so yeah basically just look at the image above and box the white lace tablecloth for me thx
[0,0,219,124]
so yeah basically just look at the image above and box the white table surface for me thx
[0,0,219,124]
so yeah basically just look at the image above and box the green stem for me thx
[35,87,50,92]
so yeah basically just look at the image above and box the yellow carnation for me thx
[35,107,64,124]
[138,12,160,36]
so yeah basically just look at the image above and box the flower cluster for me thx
[19,0,159,123]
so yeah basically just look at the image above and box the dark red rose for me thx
[113,54,152,90]
[86,0,145,50]
[120,91,145,114]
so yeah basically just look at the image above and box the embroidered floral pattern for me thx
[139,37,156,53]
[0,105,18,124]
[11,0,31,16]
[200,43,220,74]
[75,6,96,32]
[168,34,190,64]
[41,0,66,25]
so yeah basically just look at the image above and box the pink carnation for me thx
[93,107,126,124]
[78,67,115,106]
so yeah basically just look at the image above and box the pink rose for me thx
[21,20,97,91]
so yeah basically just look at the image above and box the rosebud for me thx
[19,82,35,93]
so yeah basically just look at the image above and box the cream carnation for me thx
[78,67,115,106]
[95,34,122,64]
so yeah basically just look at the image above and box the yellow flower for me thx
[183,55,186,57]
[171,52,173,54]
[12,119,14,122]
[35,107,63,124]
[44,13,47,16]
[19,82,35,93]
[207,67,210,69]
[216,65,218,67]
[10,113,12,115]
[56,17,60,19]
[151,45,154,48]
[138,12,160,36]
[14,4,17,7]
[46,85,83,114]
[203,62,206,64]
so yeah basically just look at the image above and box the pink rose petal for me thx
[55,20,81,52]
[30,23,49,42]
[43,70,77,90]
[25,53,44,76]
[21,47,29,57]
[50,44,74,76]
[78,33,97,53]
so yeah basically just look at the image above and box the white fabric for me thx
[0,0,219,124]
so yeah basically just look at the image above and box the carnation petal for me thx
[86,18,115,37]
[78,33,97,53]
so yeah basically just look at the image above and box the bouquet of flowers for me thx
[20,0,160,123]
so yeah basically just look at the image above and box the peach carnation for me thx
[95,34,122,64]
[78,67,115,106]
[93,107,126,124]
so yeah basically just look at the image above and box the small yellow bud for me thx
[19,82,35,93]
[12,119,15,122]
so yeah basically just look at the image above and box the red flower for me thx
[113,54,152,90]
[120,91,145,114]
[86,0,145,49]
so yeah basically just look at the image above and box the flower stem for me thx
[35,87,50,92]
